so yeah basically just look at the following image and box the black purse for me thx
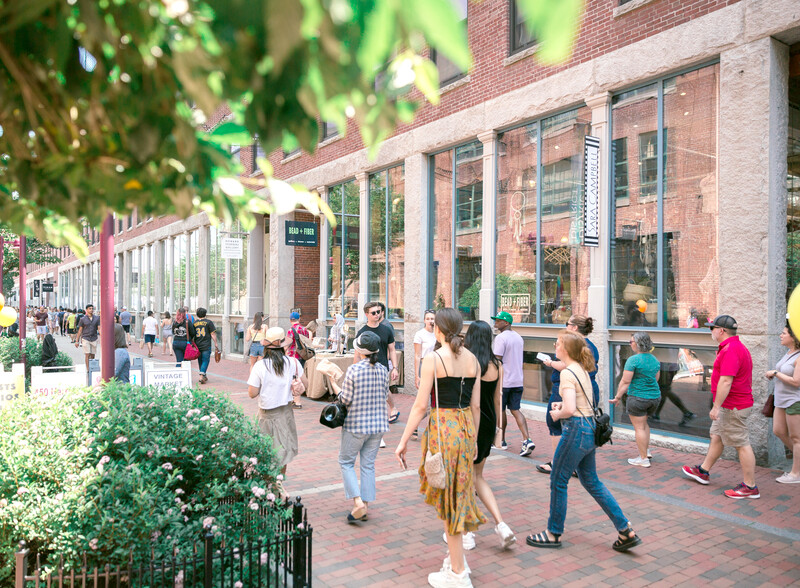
[566,368,613,447]
[319,399,348,429]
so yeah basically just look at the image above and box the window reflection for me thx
[369,165,405,320]
[612,342,715,439]
[327,180,360,318]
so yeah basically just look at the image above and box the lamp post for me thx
[100,214,114,381]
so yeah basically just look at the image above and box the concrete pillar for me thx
[356,172,369,324]
[198,227,210,308]
[223,255,232,354]
[718,37,789,466]
[585,92,613,406]
[477,131,497,323]
[167,236,175,313]
[184,232,191,309]
[316,186,329,335]
[144,242,152,313]
[402,153,430,392]
[269,211,295,329]
[245,215,264,319]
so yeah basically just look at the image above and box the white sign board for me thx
[221,238,243,259]
[31,365,88,398]
[144,361,193,391]
[90,369,143,387]
[0,373,24,410]
[583,135,600,247]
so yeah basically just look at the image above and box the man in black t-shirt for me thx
[191,307,218,384]
[355,301,400,422]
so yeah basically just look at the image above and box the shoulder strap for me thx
[433,350,449,377]
[432,352,443,452]
[565,367,596,417]
[788,350,800,361]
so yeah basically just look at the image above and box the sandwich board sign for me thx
[0,363,25,410]
[30,365,88,398]
[144,361,193,391]
[89,357,144,387]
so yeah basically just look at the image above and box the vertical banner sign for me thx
[583,136,600,247]
[33,279,40,298]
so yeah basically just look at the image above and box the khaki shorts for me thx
[82,339,98,355]
[709,406,751,447]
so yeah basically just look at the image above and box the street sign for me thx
[42,282,54,293]
[285,221,318,247]
[221,238,243,259]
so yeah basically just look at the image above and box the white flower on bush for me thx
[231,453,237,458]
[175,488,184,495]
[176,474,184,481]
[276,474,284,481]
[297,522,305,530]
[249,457,258,466]
[249,503,259,511]
[152,530,162,540]
[0,499,7,508]
[99,456,111,465]
[220,426,229,433]
[195,455,203,461]
[113,436,128,444]
[181,504,188,512]
[234,582,243,588]
[266,493,276,502]
[260,552,268,565]
[174,570,184,588]
[16,487,28,495]
[203,516,214,527]
[147,450,155,458]
[251,486,266,498]
[55,493,64,501]
[229,475,238,482]
[98,411,108,418]
[175,497,182,504]
[162,462,173,471]
[58,448,71,458]
[186,409,201,418]
[89,538,99,550]
[200,415,210,421]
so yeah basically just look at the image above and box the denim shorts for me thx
[626,395,660,417]
[249,342,264,357]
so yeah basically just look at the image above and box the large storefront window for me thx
[174,235,186,308]
[610,63,719,328]
[787,63,800,300]
[368,165,405,320]
[327,180,360,318]
[430,141,483,320]
[230,220,248,316]
[611,341,715,439]
[208,226,224,314]
[495,106,591,324]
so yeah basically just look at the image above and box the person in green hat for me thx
[491,311,534,457]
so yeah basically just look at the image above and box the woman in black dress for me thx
[464,320,516,549]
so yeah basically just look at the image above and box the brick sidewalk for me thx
[90,341,800,586]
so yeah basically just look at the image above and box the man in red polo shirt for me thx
[682,315,759,499]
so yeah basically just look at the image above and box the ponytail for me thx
[434,308,464,356]
[579,345,596,373]
[446,333,463,354]
[368,353,378,365]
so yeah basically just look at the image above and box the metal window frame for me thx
[508,0,537,56]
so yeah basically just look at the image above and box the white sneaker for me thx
[379,438,386,448]
[442,531,476,550]
[495,522,516,549]
[627,457,651,468]
[442,553,471,575]
[428,567,472,588]
[776,472,800,483]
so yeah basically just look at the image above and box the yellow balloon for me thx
[0,305,16,328]
[0,292,4,311]
[788,284,800,338]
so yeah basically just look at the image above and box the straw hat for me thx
[263,327,287,346]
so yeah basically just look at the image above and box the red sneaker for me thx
[682,465,710,485]
[724,483,760,500]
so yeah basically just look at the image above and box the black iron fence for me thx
[15,498,312,587]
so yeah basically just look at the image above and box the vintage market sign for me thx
[144,362,192,391]
[583,135,600,247]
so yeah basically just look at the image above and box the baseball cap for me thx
[705,315,738,330]
[353,331,380,356]
[491,311,514,325]
[290,311,300,320]
[263,327,286,345]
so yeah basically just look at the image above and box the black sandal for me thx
[526,530,561,548]
[536,462,552,474]
[612,527,642,552]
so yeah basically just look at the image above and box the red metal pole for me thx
[0,235,4,292]
[19,236,26,360]
[100,215,114,382]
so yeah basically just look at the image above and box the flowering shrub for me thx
[0,380,286,583]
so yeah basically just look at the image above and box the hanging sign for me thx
[33,280,40,298]
[583,135,600,247]
[221,238,243,259]
[42,282,54,293]
[285,221,318,247]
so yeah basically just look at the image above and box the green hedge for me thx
[0,381,285,583]
[0,337,73,390]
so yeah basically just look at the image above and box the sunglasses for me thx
[369,310,381,315]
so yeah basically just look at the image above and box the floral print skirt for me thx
[418,407,486,535]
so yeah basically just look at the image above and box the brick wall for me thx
[292,211,321,323]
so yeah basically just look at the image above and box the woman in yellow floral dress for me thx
[396,307,485,588]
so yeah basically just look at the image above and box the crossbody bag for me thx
[565,368,613,447]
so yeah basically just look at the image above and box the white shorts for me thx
[36,326,47,335]
[82,339,98,355]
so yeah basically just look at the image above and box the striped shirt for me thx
[339,360,390,435]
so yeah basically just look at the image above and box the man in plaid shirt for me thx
[335,331,389,523]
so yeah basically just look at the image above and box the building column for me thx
[116,252,124,309]
[135,247,143,328]
[719,37,789,466]
[269,211,295,329]
[356,172,370,325]
[154,240,165,313]
[245,215,264,319]
[144,242,152,313]
[184,232,191,309]
[477,131,497,323]
[198,227,210,308]
[585,92,613,406]
[85,263,92,307]
[223,255,232,354]
[167,236,175,313]
[402,153,430,392]
[316,186,329,336]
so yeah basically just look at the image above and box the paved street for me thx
[54,335,800,587]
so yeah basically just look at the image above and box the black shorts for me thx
[626,395,660,417]
[502,386,523,411]
[122,325,130,333]
[144,334,156,343]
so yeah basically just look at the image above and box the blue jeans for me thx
[198,348,212,375]
[338,429,383,502]
[114,348,130,383]
[548,416,629,536]
[173,340,187,364]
